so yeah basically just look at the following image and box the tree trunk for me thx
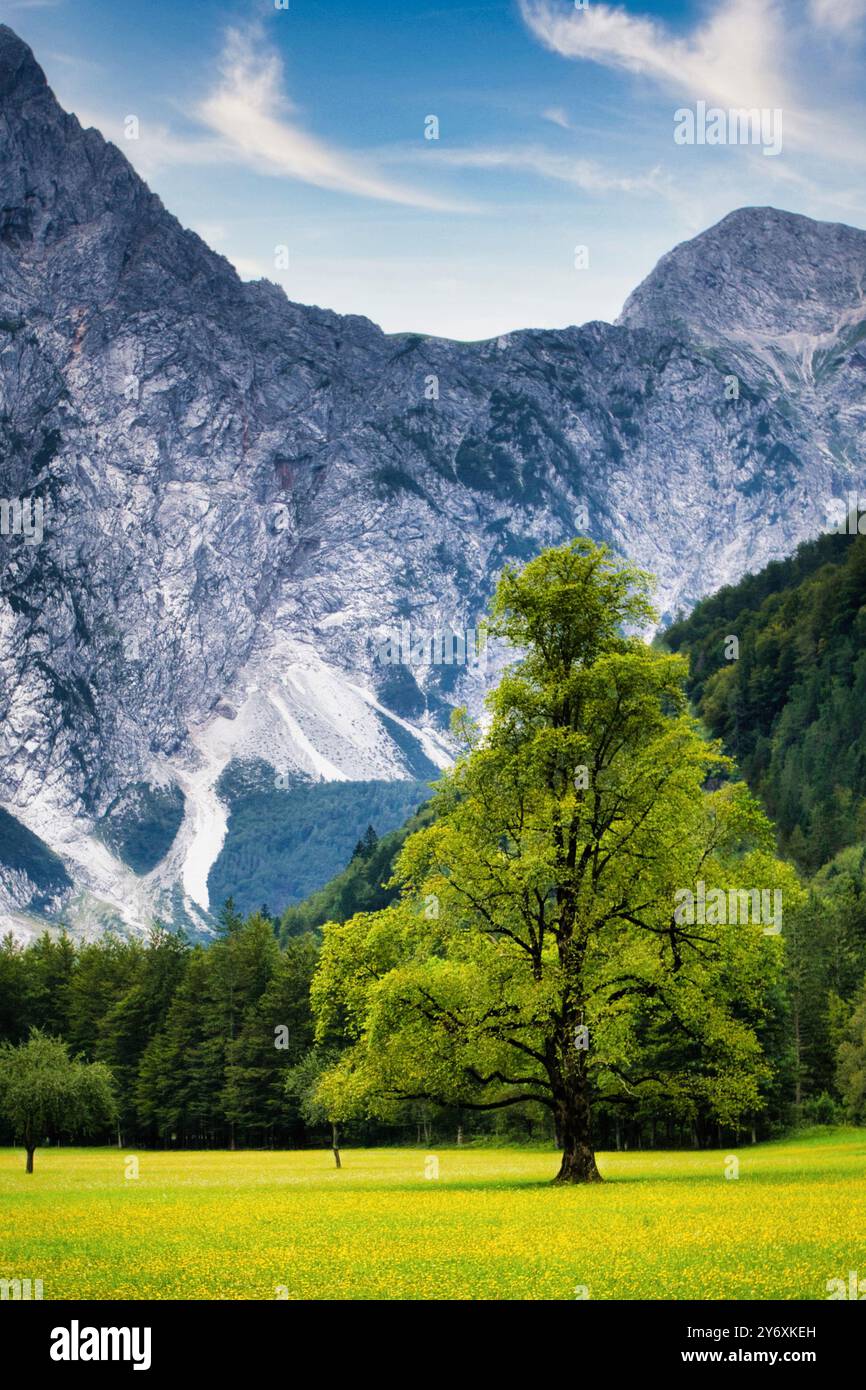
[25,1145,35,1174]
[331,1122,341,1169]
[553,1080,602,1184]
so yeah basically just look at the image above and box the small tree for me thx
[0,1029,116,1172]
[352,826,379,863]
[285,1048,346,1168]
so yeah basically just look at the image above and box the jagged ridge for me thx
[0,25,864,937]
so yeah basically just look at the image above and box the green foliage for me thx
[836,979,866,1121]
[0,913,319,1149]
[311,541,795,1180]
[285,1047,343,1126]
[801,1091,843,1125]
[0,1029,116,1169]
[96,783,185,875]
[7,532,864,1156]
[664,530,866,872]
[352,825,379,862]
[663,531,866,1122]
[223,936,319,1137]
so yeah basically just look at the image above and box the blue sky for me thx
[4,0,866,338]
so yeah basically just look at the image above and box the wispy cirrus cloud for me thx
[519,0,789,108]
[541,105,571,130]
[430,144,667,195]
[194,27,473,212]
[80,26,475,212]
[72,110,233,180]
[71,20,665,222]
[518,0,866,164]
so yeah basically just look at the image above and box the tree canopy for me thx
[0,1029,116,1172]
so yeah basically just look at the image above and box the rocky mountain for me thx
[1,25,864,938]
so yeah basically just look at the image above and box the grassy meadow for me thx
[1,1130,863,1300]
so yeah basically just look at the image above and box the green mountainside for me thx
[664,530,866,872]
[208,764,433,918]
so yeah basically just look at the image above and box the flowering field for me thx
[1,1131,863,1300]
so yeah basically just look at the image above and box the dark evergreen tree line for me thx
[0,904,318,1148]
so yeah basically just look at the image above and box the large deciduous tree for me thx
[311,541,800,1182]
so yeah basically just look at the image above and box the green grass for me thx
[1,1130,864,1300]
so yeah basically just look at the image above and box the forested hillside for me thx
[662,530,866,1121]
[278,799,435,943]
[0,909,319,1148]
[664,531,866,871]
[209,771,431,917]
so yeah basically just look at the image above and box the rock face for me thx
[0,25,864,936]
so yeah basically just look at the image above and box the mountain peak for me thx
[618,206,866,342]
[1,25,864,939]
[0,25,48,100]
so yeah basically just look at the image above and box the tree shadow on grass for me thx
[382,1176,559,1194]
[381,1161,852,1193]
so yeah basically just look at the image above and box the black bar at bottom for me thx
[2,1298,857,1375]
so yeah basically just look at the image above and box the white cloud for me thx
[810,0,866,31]
[195,27,473,212]
[542,105,571,129]
[77,26,474,211]
[433,144,666,194]
[520,0,788,108]
[519,0,866,165]
[72,109,232,182]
